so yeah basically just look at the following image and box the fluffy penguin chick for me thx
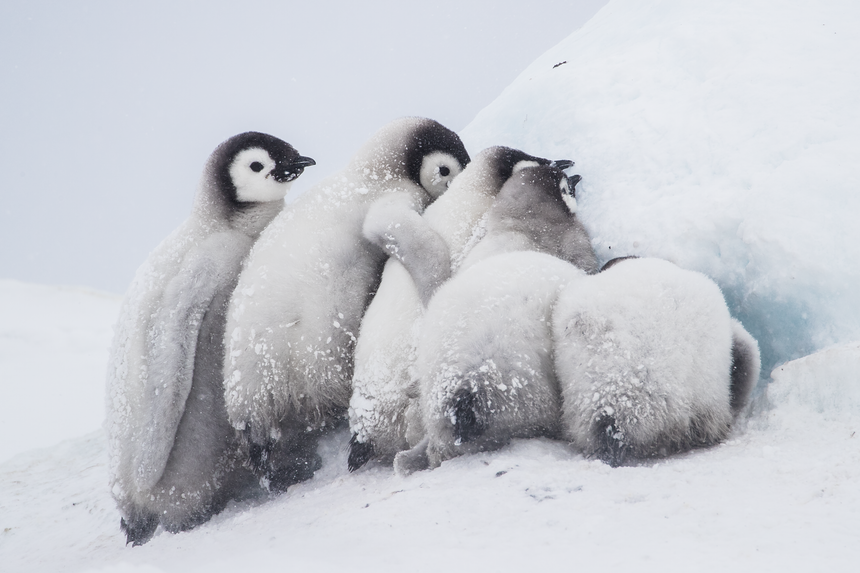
[223,117,470,490]
[349,148,575,471]
[105,132,314,545]
[394,165,598,475]
[551,257,761,467]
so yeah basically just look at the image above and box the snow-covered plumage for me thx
[348,148,579,470]
[552,257,760,467]
[222,118,470,490]
[105,132,314,545]
[394,165,597,474]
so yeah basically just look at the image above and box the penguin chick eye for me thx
[439,165,451,177]
[250,161,264,173]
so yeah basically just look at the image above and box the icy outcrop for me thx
[461,0,860,377]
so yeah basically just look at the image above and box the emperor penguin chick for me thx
[395,165,598,475]
[223,118,470,490]
[552,257,761,467]
[348,148,577,471]
[106,132,314,545]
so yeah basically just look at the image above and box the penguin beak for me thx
[271,155,316,183]
[550,159,574,171]
[567,174,582,194]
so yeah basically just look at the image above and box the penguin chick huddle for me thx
[107,117,760,546]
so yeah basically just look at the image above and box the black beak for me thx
[550,159,574,171]
[567,174,582,194]
[271,155,316,183]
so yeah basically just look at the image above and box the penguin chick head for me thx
[408,120,471,199]
[379,117,471,199]
[478,146,574,191]
[493,164,579,227]
[211,131,315,205]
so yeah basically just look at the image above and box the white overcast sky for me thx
[0,0,607,294]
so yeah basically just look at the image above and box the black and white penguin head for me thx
[477,146,576,199]
[405,119,471,199]
[495,164,581,220]
[210,132,315,205]
[355,117,471,199]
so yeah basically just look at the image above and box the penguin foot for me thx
[348,434,374,472]
[450,389,486,444]
[393,437,430,476]
[120,511,159,546]
[267,452,322,492]
[592,413,628,468]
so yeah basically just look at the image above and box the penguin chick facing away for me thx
[551,257,761,467]
[106,132,314,546]
[348,147,578,471]
[223,117,470,490]
[394,165,599,475]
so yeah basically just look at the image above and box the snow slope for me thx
[3,0,860,571]
[0,280,120,463]
[461,0,860,378]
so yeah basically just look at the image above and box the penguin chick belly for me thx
[552,258,735,466]
[417,252,585,468]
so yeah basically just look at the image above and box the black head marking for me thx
[404,119,471,186]
[490,147,552,181]
[209,131,314,205]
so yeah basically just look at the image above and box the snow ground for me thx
[4,0,860,570]
[0,280,120,463]
[1,382,858,572]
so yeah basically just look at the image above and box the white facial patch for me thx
[560,177,578,214]
[419,151,465,199]
[229,147,292,203]
[512,159,540,174]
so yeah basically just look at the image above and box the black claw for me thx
[452,389,485,444]
[348,434,374,472]
[593,413,628,468]
[121,513,159,546]
[267,452,322,493]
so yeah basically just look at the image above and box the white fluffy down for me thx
[413,252,586,470]
[350,149,526,461]
[552,258,737,463]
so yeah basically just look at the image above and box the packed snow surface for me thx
[0,280,120,463]
[3,0,860,570]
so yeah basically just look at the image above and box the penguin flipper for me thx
[132,233,248,492]
[363,192,451,305]
[729,319,761,417]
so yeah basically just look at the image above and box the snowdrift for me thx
[461,0,860,377]
[0,280,120,463]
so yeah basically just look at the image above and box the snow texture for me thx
[460,0,860,378]
[0,280,120,464]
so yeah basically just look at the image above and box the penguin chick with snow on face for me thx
[223,118,470,491]
[393,165,598,475]
[348,147,578,471]
[106,132,314,546]
[551,257,761,467]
